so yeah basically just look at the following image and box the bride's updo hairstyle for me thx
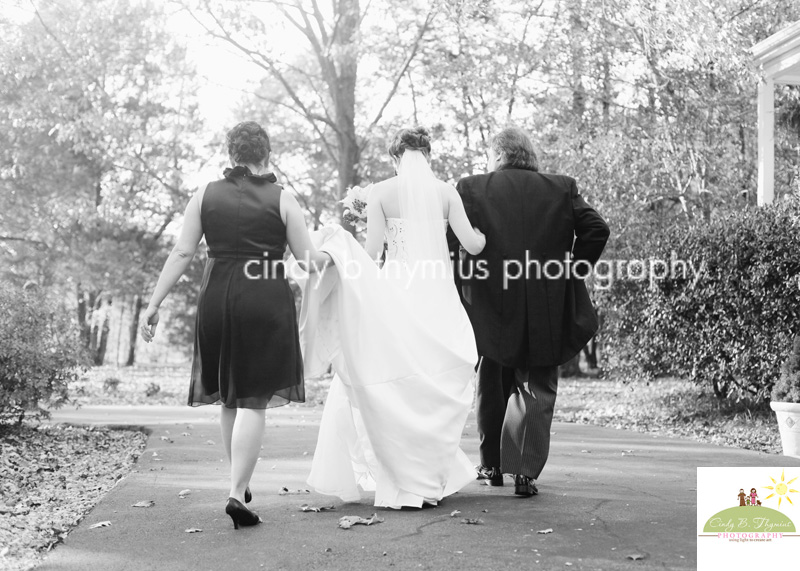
[388,126,432,160]
[226,121,271,165]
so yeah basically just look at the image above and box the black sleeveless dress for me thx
[188,166,304,408]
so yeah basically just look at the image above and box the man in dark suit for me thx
[448,127,609,497]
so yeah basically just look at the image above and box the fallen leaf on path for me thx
[159,436,172,443]
[537,528,553,534]
[300,504,336,512]
[581,449,591,453]
[279,487,310,495]
[131,500,154,508]
[89,521,111,529]
[460,518,484,525]
[627,554,646,561]
[184,528,202,533]
[181,432,191,437]
[482,509,488,513]
[338,513,384,529]
[449,510,461,517]
[205,440,215,445]
[178,489,191,498]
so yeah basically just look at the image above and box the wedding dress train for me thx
[300,153,478,508]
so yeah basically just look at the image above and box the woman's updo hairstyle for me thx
[388,126,432,160]
[226,121,271,165]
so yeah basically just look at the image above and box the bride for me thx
[299,127,486,508]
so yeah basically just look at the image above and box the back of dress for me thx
[189,166,304,410]
[202,167,287,260]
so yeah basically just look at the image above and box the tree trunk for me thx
[332,0,360,235]
[559,353,583,378]
[89,293,103,355]
[76,285,97,349]
[94,297,111,366]
[126,295,143,366]
[115,297,126,366]
[568,0,586,125]
[582,337,599,370]
[601,44,612,126]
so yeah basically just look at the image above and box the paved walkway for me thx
[38,405,800,571]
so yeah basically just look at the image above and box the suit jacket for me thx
[447,165,610,368]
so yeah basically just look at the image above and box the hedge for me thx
[600,195,800,403]
[0,284,87,423]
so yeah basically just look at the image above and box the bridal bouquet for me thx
[340,183,372,229]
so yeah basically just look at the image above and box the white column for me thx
[757,76,775,206]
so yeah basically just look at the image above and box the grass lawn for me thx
[555,376,781,454]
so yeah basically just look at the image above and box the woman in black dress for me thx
[140,121,330,529]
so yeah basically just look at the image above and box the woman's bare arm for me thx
[445,184,485,255]
[281,190,332,272]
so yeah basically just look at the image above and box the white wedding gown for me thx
[299,154,478,508]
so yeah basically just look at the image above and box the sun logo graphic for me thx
[763,469,799,508]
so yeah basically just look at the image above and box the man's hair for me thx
[491,127,538,171]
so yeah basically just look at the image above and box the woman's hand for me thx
[140,306,160,343]
[473,226,486,250]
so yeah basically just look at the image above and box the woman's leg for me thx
[228,408,266,502]
[220,406,237,464]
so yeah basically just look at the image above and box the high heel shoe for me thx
[225,497,261,529]
[245,486,252,504]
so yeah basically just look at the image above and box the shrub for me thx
[601,195,800,403]
[0,284,88,423]
[145,382,160,397]
[103,377,121,392]
[771,336,800,403]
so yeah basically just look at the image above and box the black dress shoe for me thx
[225,497,262,530]
[476,465,503,486]
[514,475,538,497]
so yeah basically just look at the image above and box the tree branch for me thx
[187,3,340,136]
[365,6,437,137]
[0,235,49,248]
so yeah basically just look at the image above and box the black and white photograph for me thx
[2,0,800,569]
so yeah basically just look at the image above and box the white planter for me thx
[770,401,800,459]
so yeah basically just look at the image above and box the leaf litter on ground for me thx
[279,487,310,495]
[131,500,154,508]
[460,518,484,525]
[0,423,146,569]
[338,513,384,529]
[300,504,335,512]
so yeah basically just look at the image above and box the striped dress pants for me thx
[476,357,559,479]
